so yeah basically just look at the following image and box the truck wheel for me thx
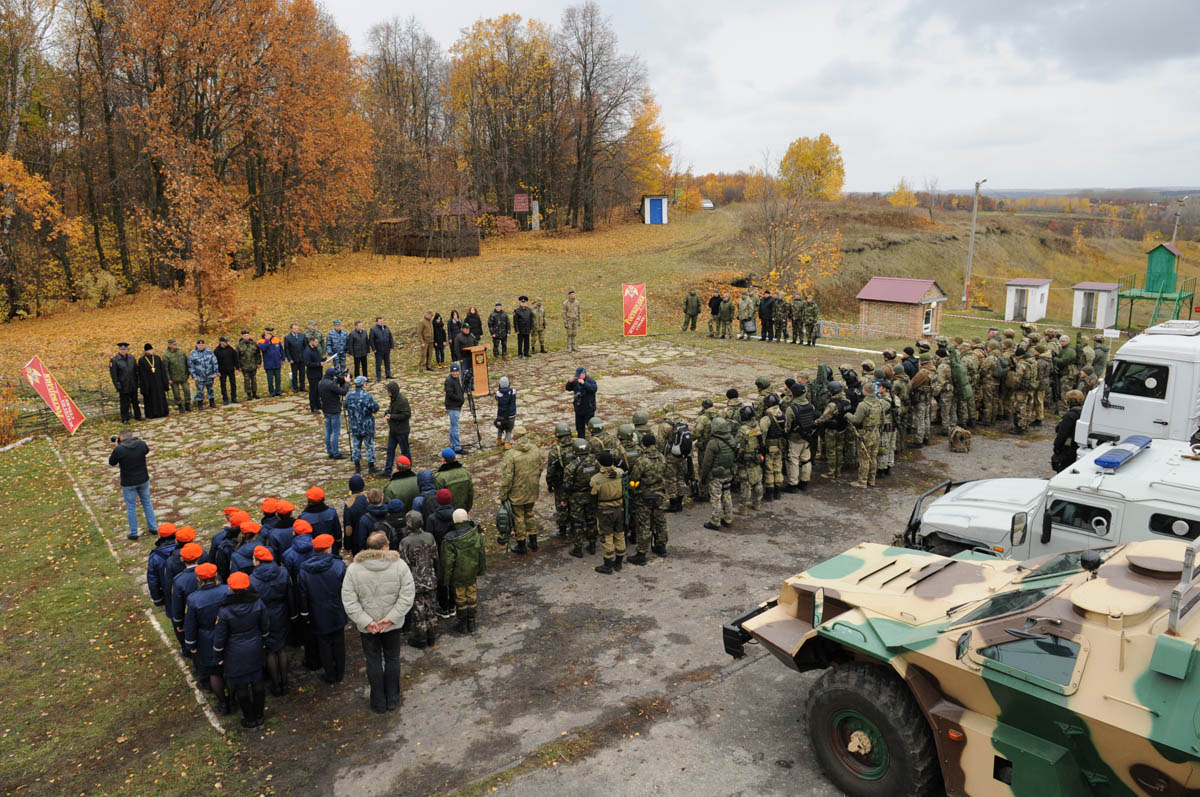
[806,662,941,797]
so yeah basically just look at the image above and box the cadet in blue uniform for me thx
[169,542,205,658]
[298,534,347,685]
[229,522,263,574]
[265,500,296,558]
[161,526,202,596]
[147,523,178,608]
[298,486,339,550]
[214,571,269,729]
[249,546,293,696]
[185,563,231,713]
[210,510,247,581]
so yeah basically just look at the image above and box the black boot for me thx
[354,460,361,474]
[626,552,647,565]
[238,692,256,728]
[527,534,538,551]
[594,557,615,574]
[208,397,216,408]
[784,484,799,493]
[666,497,682,513]
[553,526,567,540]
[253,685,266,727]
[774,487,782,500]
[569,545,583,558]
[467,610,477,633]
[703,521,720,530]
[613,554,623,571]
[514,539,527,555]
[408,634,427,649]
[799,480,809,491]
[454,614,469,634]
[540,345,546,353]
[586,540,596,555]
[368,462,378,476]
[426,628,436,647]
[652,544,667,557]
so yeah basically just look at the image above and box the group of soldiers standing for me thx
[690,287,821,345]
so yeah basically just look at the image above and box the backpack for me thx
[830,398,851,431]
[1021,359,1038,391]
[1004,360,1020,391]
[670,422,693,457]
[788,402,815,437]
[495,499,514,543]
[949,426,972,453]
[714,437,737,472]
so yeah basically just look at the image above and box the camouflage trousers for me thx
[856,428,881,486]
[633,495,667,552]
[552,489,569,534]
[911,395,932,442]
[1012,390,1033,430]
[979,382,999,425]
[737,463,763,509]
[241,368,259,398]
[708,479,734,525]
[663,454,688,499]
[774,318,788,340]
[408,590,436,637]
[938,388,957,432]
[804,323,818,344]
[791,318,804,342]
[1056,375,1075,413]
[842,431,858,468]
[708,316,718,336]
[596,506,627,558]
[454,583,478,611]
[170,380,192,409]
[763,446,784,488]
[567,494,597,546]
[565,324,579,351]
[512,502,536,539]
[823,429,846,478]
[1034,389,1046,422]
[878,427,896,469]
[785,437,812,485]
[957,395,976,425]
[717,319,732,338]
[532,329,545,350]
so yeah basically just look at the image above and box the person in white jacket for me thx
[341,532,415,713]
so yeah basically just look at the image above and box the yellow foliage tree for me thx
[625,92,669,196]
[887,177,918,207]
[778,133,844,201]
[744,166,842,295]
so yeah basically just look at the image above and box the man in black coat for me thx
[109,342,141,423]
[318,369,349,460]
[707,290,722,337]
[138,343,170,419]
[758,293,775,342]
[565,366,598,438]
[451,327,476,372]
[1051,389,1084,472]
[444,363,465,454]
[214,336,239,405]
[109,429,157,539]
[487,302,510,360]
[369,317,394,382]
[283,323,308,393]
[513,296,534,358]
[303,337,325,413]
[348,320,371,380]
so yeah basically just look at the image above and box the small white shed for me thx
[641,194,669,225]
[1071,281,1119,329]
[1004,278,1051,322]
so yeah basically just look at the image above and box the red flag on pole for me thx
[622,283,648,336]
[21,356,86,435]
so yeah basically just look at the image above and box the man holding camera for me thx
[109,429,157,540]
[318,368,349,460]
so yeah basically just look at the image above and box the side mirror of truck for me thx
[1010,512,1028,547]
[1092,516,1109,537]
[1040,508,1052,545]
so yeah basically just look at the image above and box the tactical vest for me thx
[788,402,815,437]
[569,459,599,493]
[711,437,736,479]
[829,398,851,431]
[763,410,785,448]
[862,398,884,429]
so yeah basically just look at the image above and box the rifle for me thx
[686,455,700,499]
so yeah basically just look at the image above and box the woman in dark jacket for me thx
[447,310,463,342]
[214,571,269,728]
[249,546,293,696]
[184,563,231,712]
[432,313,447,364]
[230,523,263,574]
[465,306,483,339]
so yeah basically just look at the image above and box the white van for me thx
[1076,320,1200,448]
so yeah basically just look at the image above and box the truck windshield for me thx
[1108,361,1169,399]
[950,585,1058,626]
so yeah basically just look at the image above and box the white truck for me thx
[905,436,1200,559]
[1076,319,1200,448]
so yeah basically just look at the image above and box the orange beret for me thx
[223,506,239,517]
[305,486,324,502]
[229,510,251,529]
[312,534,334,550]
[180,542,203,562]
[157,523,177,538]
[260,498,278,514]
[292,518,313,535]
[240,521,262,535]
[253,545,274,562]
[195,562,217,579]
[175,526,196,543]
[275,500,294,515]
[227,571,250,590]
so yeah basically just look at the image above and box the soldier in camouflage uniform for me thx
[654,414,690,512]
[979,341,1002,426]
[773,292,790,342]
[800,294,820,345]
[1092,335,1109,375]
[1053,334,1077,413]
[998,334,1016,420]
[759,394,786,500]
[888,364,910,454]
[959,343,979,427]
[304,320,326,357]
[498,426,543,554]
[700,418,737,530]
[590,452,626,573]
[631,408,652,441]
[163,339,192,413]
[544,423,574,539]
[237,331,262,400]
[398,510,439,648]
[586,417,621,460]
[847,380,885,487]
[1034,342,1054,427]
[934,349,956,435]
[909,353,935,445]
[562,290,583,352]
[562,438,599,557]
[875,379,898,473]
[783,382,815,491]
[752,376,771,419]
[816,382,850,479]
[628,433,668,562]
[734,406,764,510]
[1012,345,1037,434]
[723,388,743,421]
[717,293,734,339]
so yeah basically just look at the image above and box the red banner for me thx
[21,356,85,435]
[622,283,647,336]
[513,193,530,212]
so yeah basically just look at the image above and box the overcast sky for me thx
[328,0,1200,193]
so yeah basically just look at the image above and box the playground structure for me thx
[1117,243,1195,328]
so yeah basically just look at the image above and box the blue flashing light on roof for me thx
[1094,435,1153,471]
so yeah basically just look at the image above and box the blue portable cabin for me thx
[641,194,669,225]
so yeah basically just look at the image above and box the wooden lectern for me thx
[464,345,489,396]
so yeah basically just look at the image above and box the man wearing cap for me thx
[304,320,326,356]
[498,426,542,554]
[214,336,239,404]
[214,571,269,728]
[342,530,415,712]
[318,368,349,460]
[326,320,349,373]
[284,323,308,393]
[147,523,179,607]
[441,508,486,633]
[258,327,285,397]
[237,330,262,400]
[347,320,370,380]
[434,448,474,511]
[345,376,380,476]
[590,451,626,573]
[230,521,264,574]
[513,296,533,358]
[487,302,510,361]
[565,366,597,438]
[384,455,419,507]
[187,339,218,409]
[416,311,435,372]
[163,339,191,413]
[185,562,231,712]
[109,342,141,423]
[250,545,291,696]
[169,541,205,657]
[382,382,412,477]
[109,429,157,540]
[299,533,347,684]
[444,363,465,454]
[531,297,547,353]
[562,290,582,351]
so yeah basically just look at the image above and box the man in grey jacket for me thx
[341,532,415,713]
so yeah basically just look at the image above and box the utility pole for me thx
[963,178,987,310]
[1171,195,1189,246]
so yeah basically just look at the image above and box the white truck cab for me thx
[906,436,1200,559]
[1076,320,1200,448]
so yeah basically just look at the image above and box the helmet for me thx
[554,422,572,439]
[764,393,780,408]
[754,376,770,390]
[712,417,730,435]
[828,381,845,396]
[874,378,892,392]
[860,359,875,372]
[739,405,755,422]
[617,423,635,443]
[572,438,590,453]
[726,388,739,400]
[632,409,649,426]
[701,398,714,409]
[587,417,605,434]
[1065,389,1085,405]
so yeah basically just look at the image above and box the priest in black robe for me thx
[138,343,170,419]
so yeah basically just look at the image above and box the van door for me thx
[1094,358,1172,441]
[1035,494,1122,555]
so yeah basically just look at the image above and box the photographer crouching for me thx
[108,429,157,540]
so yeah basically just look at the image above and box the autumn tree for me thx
[623,91,669,196]
[922,175,939,221]
[888,178,918,208]
[744,160,842,295]
[779,133,844,201]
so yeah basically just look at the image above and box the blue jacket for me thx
[354,503,392,554]
[326,328,349,356]
[416,470,438,525]
[495,385,516,419]
[298,553,347,635]
[257,336,285,369]
[187,347,218,381]
[230,540,261,574]
[209,527,240,581]
[213,592,268,685]
[147,538,178,607]
[169,567,200,629]
[345,388,379,436]
[265,518,294,559]
[250,562,292,652]
[566,375,597,416]
[283,533,314,581]
[162,547,208,599]
[343,494,369,554]
[184,583,230,668]
[299,503,340,551]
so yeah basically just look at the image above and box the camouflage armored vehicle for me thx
[724,539,1200,795]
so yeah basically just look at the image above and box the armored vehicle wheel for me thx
[806,663,941,797]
